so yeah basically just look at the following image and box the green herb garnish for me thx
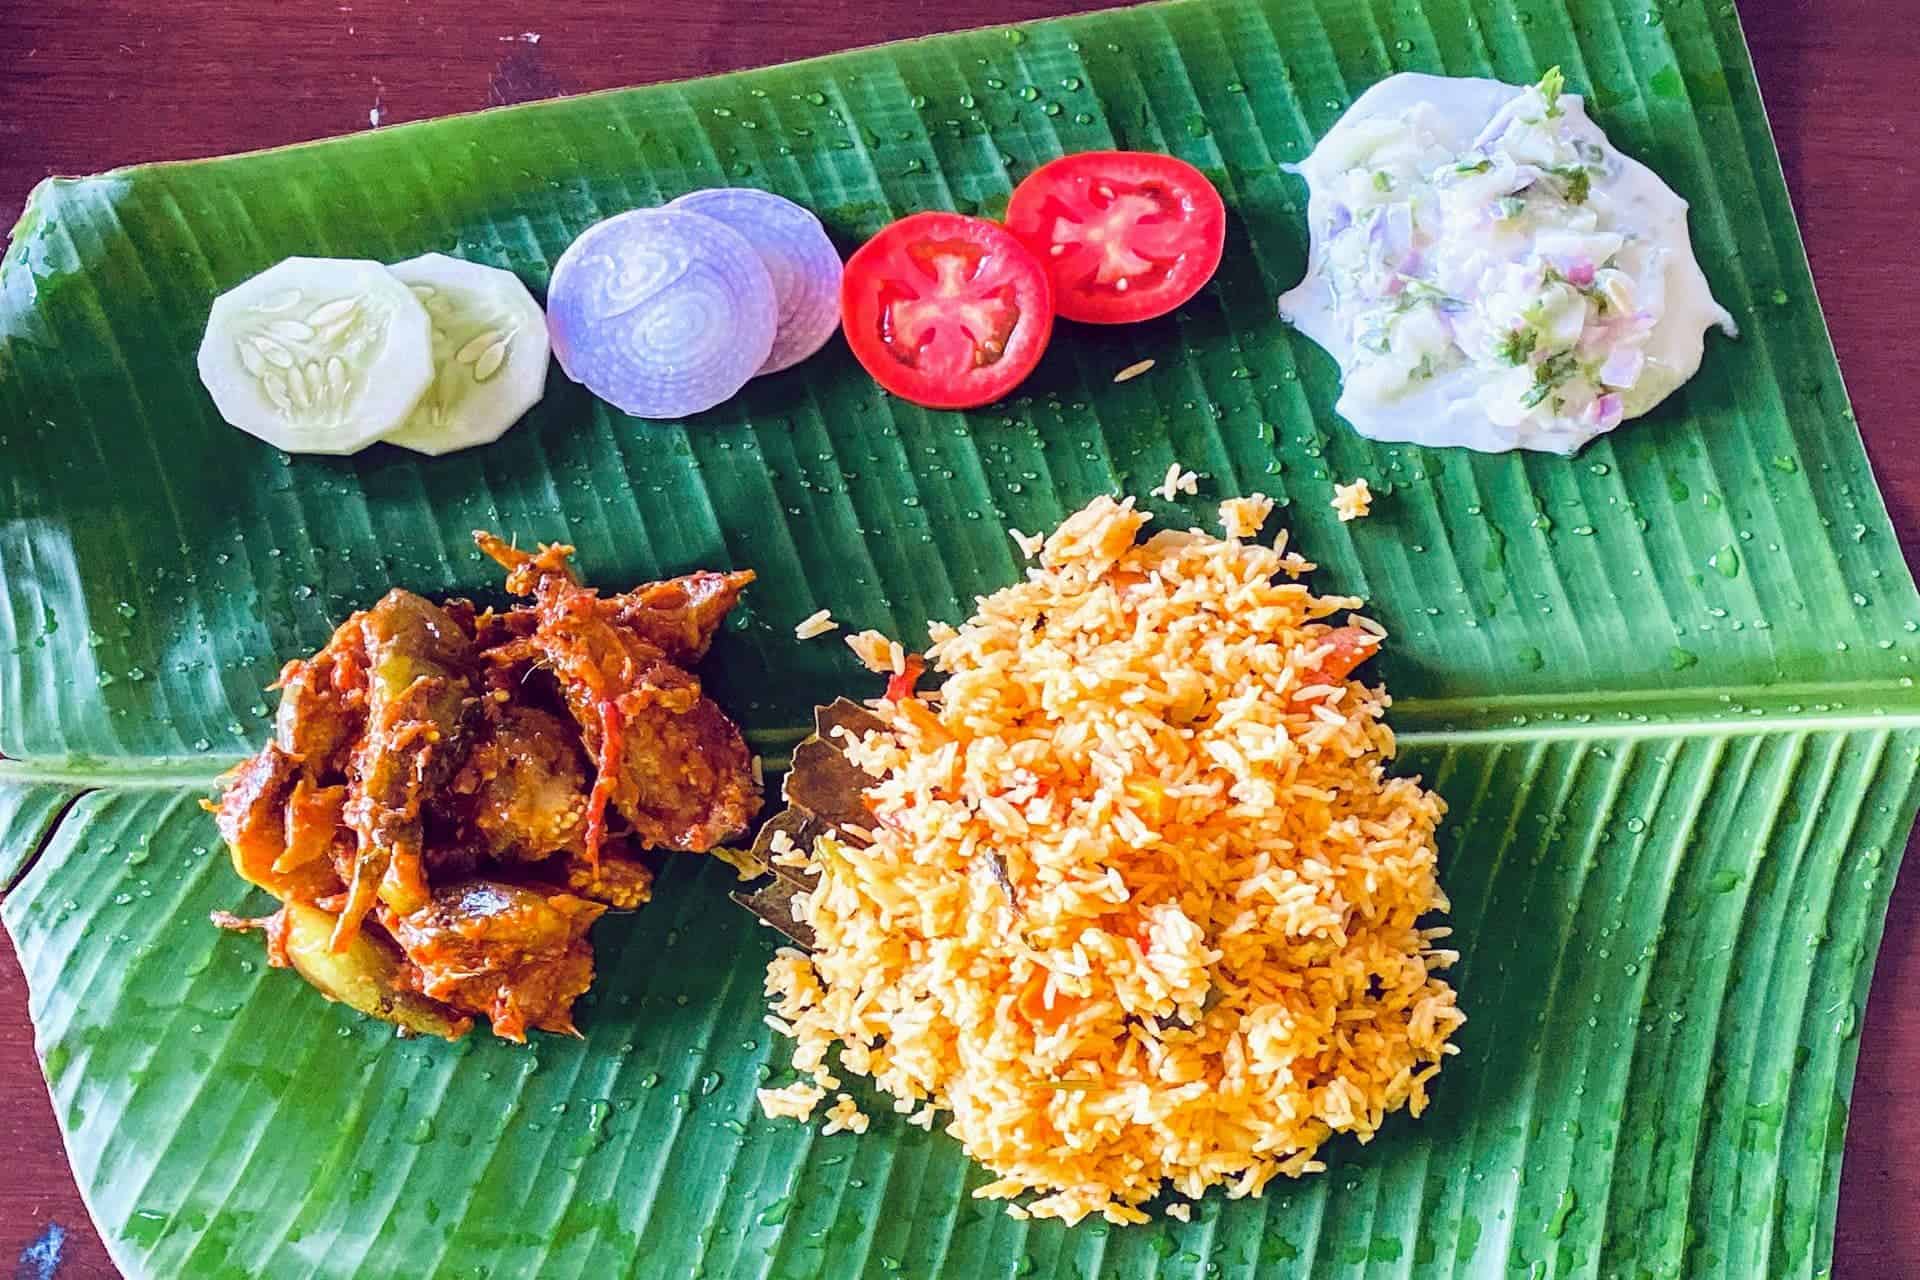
[1549,164,1591,204]
[1540,350,1579,384]
[1521,350,1580,408]
[1537,66,1566,116]
[1495,195,1527,221]
[1388,280,1455,316]
[1372,170,1393,193]
[1497,326,1538,366]
[1451,158,1494,177]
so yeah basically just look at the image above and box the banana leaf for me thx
[1,0,1914,1276]
[0,783,80,890]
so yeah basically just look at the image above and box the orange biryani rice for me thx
[757,492,1464,1225]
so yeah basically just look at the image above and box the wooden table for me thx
[0,1,1911,1274]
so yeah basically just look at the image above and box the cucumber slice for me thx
[196,256,434,455]
[381,253,550,455]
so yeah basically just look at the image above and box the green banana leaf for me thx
[0,783,80,890]
[1,0,1913,1275]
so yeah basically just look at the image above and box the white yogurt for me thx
[1278,70,1735,454]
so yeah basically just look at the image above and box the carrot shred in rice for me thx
[761,494,1463,1225]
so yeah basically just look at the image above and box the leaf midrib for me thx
[6,684,1919,789]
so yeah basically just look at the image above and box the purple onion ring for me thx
[668,187,844,376]
[547,208,777,420]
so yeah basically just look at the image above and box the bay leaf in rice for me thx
[731,878,816,949]
[784,698,883,833]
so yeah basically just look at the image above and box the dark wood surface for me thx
[0,1,1913,1275]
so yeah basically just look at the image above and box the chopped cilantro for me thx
[1412,353,1438,381]
[1494,195,1527,221]
[1372,170,1392,193]
[1451,157,1493,177]
[1537,66,1566,115]
[1521,350,1580,407]
[1389,280,1453,315]
[1496,326,1538,365]
[1549,164,1591,204]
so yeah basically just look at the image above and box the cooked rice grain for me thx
[1332,477,1373,521]
[764,494,1462,1225]
[1219,493,1276,540]
[1153,463,1199,502]
[821,1094,870,1135]
[845,629,895,673]
[756,1080,824,1121]
[795,608,838,639]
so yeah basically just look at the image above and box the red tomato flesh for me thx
[1293,626,1381,701]
[884,654,926,703]
[840,212,1054,409]
[1005,151,1227,324]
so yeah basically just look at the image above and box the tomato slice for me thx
[1005,151,1227,324]
[840,212,1054,409]
[1293,626,1380,700]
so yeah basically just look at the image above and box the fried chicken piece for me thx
[618,570,756,665]
[562,844,655,909]
[212,745,291,891]
[215,538,756,1045]
[575,653,758,853]
[272,638,368,780]
[418,846,481,884]
[445,703,590,862]
[278,775,347,876]
[212,613,362,901]
[211,744,344,901]
[336,590,476,946]
[466,570,750,666]
[388,881,604,1042]
[483,535,747,619]
[473,532,760,857]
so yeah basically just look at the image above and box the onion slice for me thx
[668,188,843,375]
[546,209,777,420]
